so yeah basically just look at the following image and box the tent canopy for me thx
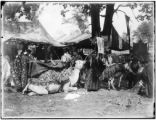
[37,3,91,44]
[2,21,65,47]
[2,20,91,47]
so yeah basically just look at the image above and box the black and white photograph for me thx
[1,1,155,119]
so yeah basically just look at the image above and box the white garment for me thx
[2,56,11,83]
[111,50,130,55]
[96,37,104,54]
[69,60,85,86]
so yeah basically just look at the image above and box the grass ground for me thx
[2,88,154,118]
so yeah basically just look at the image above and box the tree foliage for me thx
[127,3,153,21]
[2,2,39,21]
[2,2,154,40]
[60,4,90,34]
[3,3,21,20]
[133,21,153,43]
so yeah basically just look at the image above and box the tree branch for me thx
[113,4,121,13]
[100,15,106,17]
[113,4,128,13]
[116,9,127,15]
[131,9,139,22]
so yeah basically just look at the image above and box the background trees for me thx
[129,3,153,21]
[128,3,153,44]
[133,21,153,43]
[2,2,39,22]
[2,2,154,44]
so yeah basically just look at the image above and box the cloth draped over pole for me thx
[111,13,130,50]
[96,37,105,54]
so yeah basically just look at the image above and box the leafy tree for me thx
[60,5,89,34]
[73,11,88,33]
[59,3,106,37]
[3,2,153,40]
[2,2,39,22]
[133,21,153,43]
[114,2,153,44]
[127,2,153,21]
[2,2,21,21]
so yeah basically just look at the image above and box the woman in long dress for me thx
[21,49,34,90]
[12,48,35,92]
[84,54,104,91]
[12,49,23,91]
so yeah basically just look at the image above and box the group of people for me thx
[2,43,153,98]
[3,45,85,93]
[78,51,153,98]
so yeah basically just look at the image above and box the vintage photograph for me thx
[1,1,155,118]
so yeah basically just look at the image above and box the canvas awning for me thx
[37,3,92,45]
[61,33,91,44]
[2,20,91,46]
[2,21,65,47]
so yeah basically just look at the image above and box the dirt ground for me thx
[2,88,154,119]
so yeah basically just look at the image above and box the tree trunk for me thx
[90,4,100,38]
[125,15,131,49]
[102,4,114,37]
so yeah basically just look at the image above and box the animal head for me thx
[75,60,86,69]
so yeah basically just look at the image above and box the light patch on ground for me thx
[64,93,80,100]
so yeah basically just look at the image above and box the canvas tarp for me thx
[2,20,91,46]
[2,21,65,47]
[37,3,91,44]
[61,33,91,44]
